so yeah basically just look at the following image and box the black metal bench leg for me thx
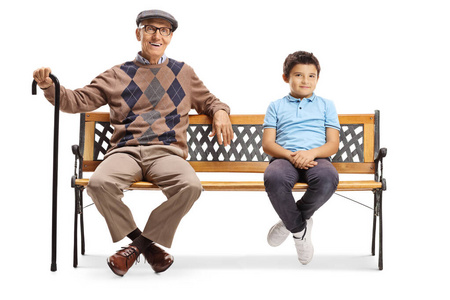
[74,187,86,268]
[378,190,383,270]
[371,192,377,256]
[80,192,86,255]
[73,187,79,268]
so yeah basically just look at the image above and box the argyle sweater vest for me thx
[44,58,230,158]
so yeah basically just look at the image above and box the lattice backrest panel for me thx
[89,121,367,163]
[187,124,269,162]
[81,112,378,174]
[93,122,113,161]
[332,124,364,163]
[187,124,365,163]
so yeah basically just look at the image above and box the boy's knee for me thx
[309,167,339,193]
[323,168,339,187]
[264,170,294,192]
[323,175,339,195]
[264,169,281,186]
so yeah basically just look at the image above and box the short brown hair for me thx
[283,51,321,78]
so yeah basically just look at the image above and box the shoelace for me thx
[293,227,307,240]
[118,246,141,265]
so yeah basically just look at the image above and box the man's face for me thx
[283,64,319,99]
[136,18,173,64]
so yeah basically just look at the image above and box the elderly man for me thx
[33,10,233,276]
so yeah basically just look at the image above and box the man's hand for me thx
[33,67,53,89]
[290,150,317,169]
[210,110,233,146]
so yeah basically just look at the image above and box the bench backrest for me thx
[78,111,380,174]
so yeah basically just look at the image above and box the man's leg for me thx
[87,147,143,243]
[141,146,203,248]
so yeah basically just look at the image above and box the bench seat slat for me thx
[81,161,377,174]
[74,178,381,192]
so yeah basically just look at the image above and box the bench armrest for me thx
[374,148,387,162]
[71,145,83,188]
[374,147,387,190]
[72,145,82,159]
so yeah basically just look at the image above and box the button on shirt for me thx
[263,93,340,152]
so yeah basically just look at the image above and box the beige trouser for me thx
[86,145,202,248]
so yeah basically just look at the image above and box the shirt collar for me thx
[286,93,316,102]
[136,52,167,65]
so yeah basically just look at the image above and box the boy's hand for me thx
[290,150,317,169]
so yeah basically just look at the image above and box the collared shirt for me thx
[263,93,340,152]
[136,52,167,65]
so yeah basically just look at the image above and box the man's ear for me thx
[136,28,141,41]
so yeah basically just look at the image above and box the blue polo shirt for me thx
[263,93,340,152]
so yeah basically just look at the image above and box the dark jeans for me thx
[264,158,339,233]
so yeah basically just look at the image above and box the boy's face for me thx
[283,64,319,99]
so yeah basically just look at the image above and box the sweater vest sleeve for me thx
[188,66,230,117]
[43,68,115,113]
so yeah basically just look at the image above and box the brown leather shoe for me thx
[143,243,174,273]
[107,245,140,277]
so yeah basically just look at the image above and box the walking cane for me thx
[32,74,60,272]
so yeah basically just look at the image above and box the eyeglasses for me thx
[140,25,172,36]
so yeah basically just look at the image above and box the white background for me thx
[2,0,449,298]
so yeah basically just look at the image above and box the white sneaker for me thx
[267,220,290,247]
[294,218,314,265]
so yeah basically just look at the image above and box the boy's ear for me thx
[282,74,289,83]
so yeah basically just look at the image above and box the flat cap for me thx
[136,10,178,31]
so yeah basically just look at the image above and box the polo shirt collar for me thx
[286,93,317,102]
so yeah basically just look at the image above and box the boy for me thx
[262,51,340,265]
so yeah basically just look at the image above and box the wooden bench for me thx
[71,111,387,270]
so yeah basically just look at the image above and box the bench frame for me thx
[71,111,387,270]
